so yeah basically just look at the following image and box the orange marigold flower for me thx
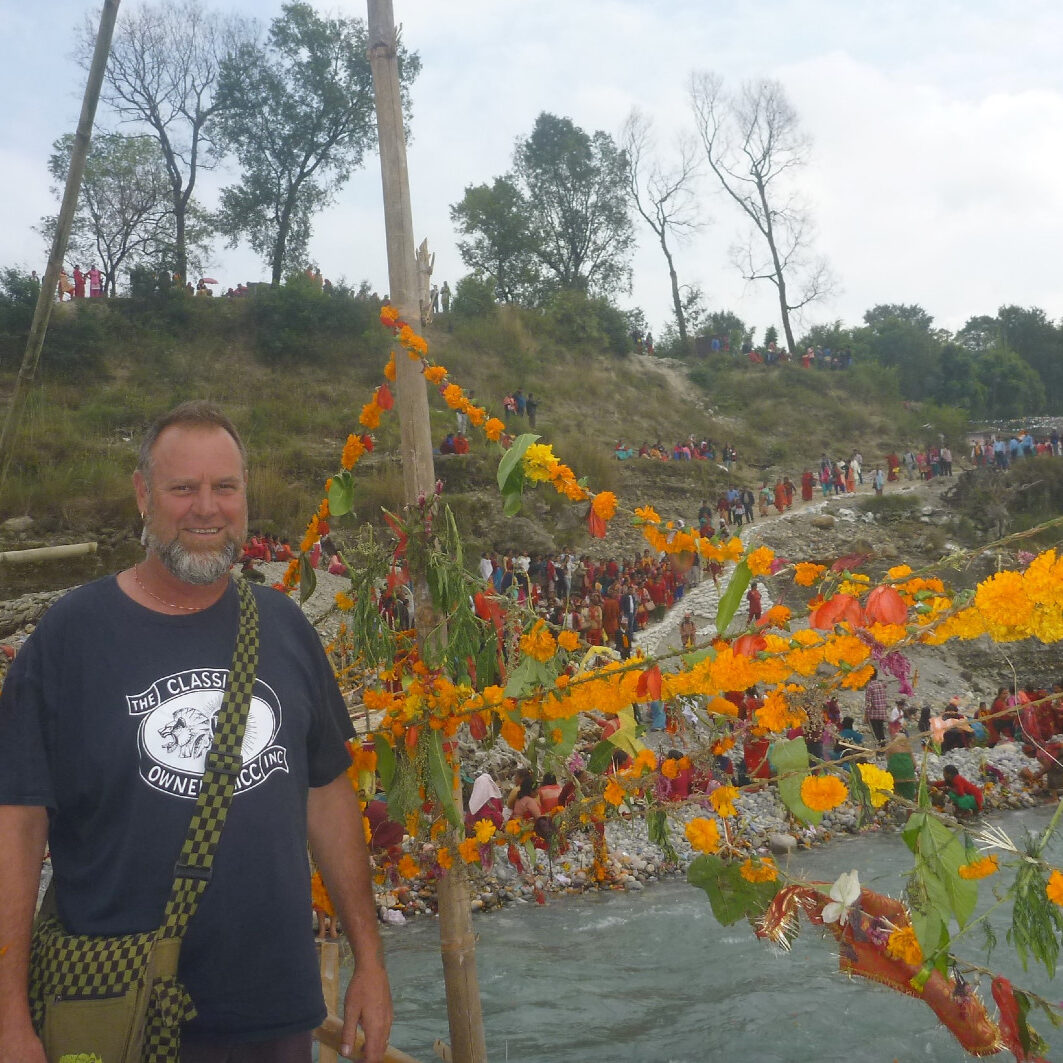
[437,847,453,870]
[519,620,557,662]
[661,757,681,780]
[708,696,740,718]
[505,818,522,836]
[631,749,658,775]
[801,774,849,812]
[397,854,420,880]
[311,870,335,915]
[761,604,791,628]
[886,925,923,965]
[557,629,580,652]
[603,780,625,806]
[685,817,720,854]
[746,546,775,577]
[711,735,735,755]
[424,365,448,384]
[335,592,354,611]
[473,819,497,845]
[484,417,505,441]
[442,383,465,409]
[341,433,366,470]
[958,854,999,880]
[592,491,618,522]
[458,838,481,864]
[740,856,778,883]
[467,405,486,427]
[794,562,827,587]
[500,717,525,752]
[384,353,396,381]
[380,304,400,325]
[710,785,739,818]
[359,400,382,430]
[634,504,661,525]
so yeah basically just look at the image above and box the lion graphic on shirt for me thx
[157,704,216,760]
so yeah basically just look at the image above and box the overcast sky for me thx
[4,0,1063,339]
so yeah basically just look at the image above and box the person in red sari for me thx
[773,480,786,513]
[801,469,815,501]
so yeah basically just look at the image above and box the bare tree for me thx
[79,0,251,281]
[690,72,831,355]
[621,109,703,351]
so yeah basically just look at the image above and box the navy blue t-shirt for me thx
[0,577,354,1040]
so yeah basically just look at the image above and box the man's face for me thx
[135,425,248,585]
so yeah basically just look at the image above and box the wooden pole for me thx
[366,6,488,1063]
[318,941,341,1063]
[0,0,121,489]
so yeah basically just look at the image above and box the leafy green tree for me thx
[996,305,1062,410]
[214,2,420,285]
[42,133,205,295]
[516,113,634,296]
[449,177,539,302]
[81,0,251,282]
[857,303,942,399]
[975,347,1046,418]
[935,343,988,415]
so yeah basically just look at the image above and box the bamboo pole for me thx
[366,5,488,1062]
[315,1014,424,1063]
[318,941,341,1063]
[0,0,121,489]
[0,542,97,564]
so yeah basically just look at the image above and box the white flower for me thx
[822,869,861,925]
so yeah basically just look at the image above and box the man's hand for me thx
[340,960,392,1062]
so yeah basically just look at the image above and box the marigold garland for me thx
[1046,869,1063,906]
[957,854,999,880]
[685,817,721,854]
[739,856,777,883]
[856,763,895,808]
[710,785,739,818]
[886,925,923,965]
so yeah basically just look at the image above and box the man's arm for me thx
[307,776,392,1063]
[0,804,48,1062]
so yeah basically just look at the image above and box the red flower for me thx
[810,593,865,630]
[734,633,767,657]
[865,584,908,625]
[376,384,394,410]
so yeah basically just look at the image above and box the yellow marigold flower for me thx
[341,433,366,470]
[710,785,739,818]
[522,443,559,483]
[886,925,923,965]
[755,687,802,733]
[300,514,321,553]
[866,622,907,646]
[397,854,420,880]
[557,629,580,652]
[398,324,427,355]
[746,546,775,577]
[887,564,913,580]
[467,405,486,427]
[708,696,740,718]
[484,417,505,441]
[384,353,396,381]
[442,383,465,409]
[473,819,497,845]
[592,491,618,522]
[335,591,354,611]
[424,364,447,384]
[856,763,894,807]
[739,856,778,883]
[712,735,735,755]
[519,620,557,662]
[958,854,999,880]
[634,504,661,524]
[458,838,481,864]
[801,774,849,812]
[762,605,791,628]
[974,570,1035,640]
[841,664,876,690]
[604,779,626,806]
[505,818,522,836]
[1023,550,1063,609]
[685,817,721,854]
[437,847,453,870]
[631,749,658,775]
[794,562,827,586]
[359,400,382,430]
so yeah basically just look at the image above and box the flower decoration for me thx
[855,763,894,808]
[801,775,849,812]
[822,869,860,925]
[685,817,721,854]
[957,855,999,880]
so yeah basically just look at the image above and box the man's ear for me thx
[133,470,149,516]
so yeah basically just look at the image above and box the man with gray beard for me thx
[0,402,392,1062]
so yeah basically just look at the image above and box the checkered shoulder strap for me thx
[160,580,259,937]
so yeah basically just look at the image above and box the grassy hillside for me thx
[0,289,964,554]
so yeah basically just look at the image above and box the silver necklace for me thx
[133,564,207,613]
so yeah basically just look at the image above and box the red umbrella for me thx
[200,277,219,285]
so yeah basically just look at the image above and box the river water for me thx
[362,808,1063,1063]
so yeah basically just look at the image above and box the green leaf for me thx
[501,489,524,517]
[298,551,317,605]
[327,471,356,517]
[770,737,821,826]
[496,432,540,492]
[426,729,462,829]
[647,809,678,863]
[688,854,780,926]
[547,716,579,759]
[587,739,616,775]
[504,656,540,698]
[715,560,752,635]
[373,734,396,790]
[386,754,421,824]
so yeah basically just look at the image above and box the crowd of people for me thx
[501,389,539,429]
[614,438,738,466]
[971,431,1060,466]
[54,264,104,300]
